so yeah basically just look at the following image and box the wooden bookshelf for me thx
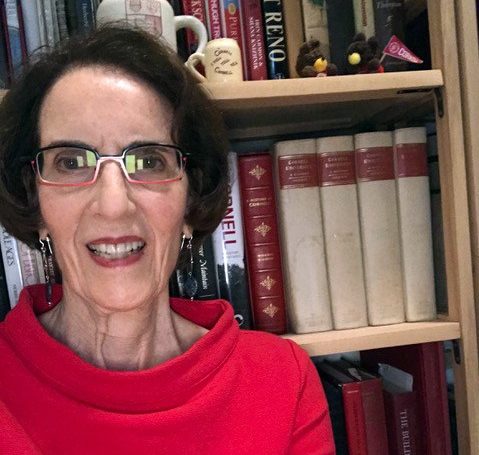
[204,70,442,139]
[283,321,460,356]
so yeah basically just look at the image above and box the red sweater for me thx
[0,285,334,454]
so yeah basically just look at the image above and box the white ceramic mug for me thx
[96,0,208,55]
[186,38,244,83]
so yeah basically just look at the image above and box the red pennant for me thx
[382,35,423,64]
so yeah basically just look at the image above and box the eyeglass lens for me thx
[37,145,183,184]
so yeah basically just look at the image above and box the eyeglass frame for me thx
[31,142,190,187]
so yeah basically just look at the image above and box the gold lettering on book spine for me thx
[249,164,266,180]
[263,303,279,318]
[260,275,276,290]
[255,222,271,237]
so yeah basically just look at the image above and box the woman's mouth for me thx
[87,241,145,259]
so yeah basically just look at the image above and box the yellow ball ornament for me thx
[348,52,361,65]
[313,58,328,73]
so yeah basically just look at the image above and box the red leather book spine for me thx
[360,378,389,454]
[384,390,419,455]
[238,153,287,334]
[342,383,368,455]
[361,342,452,455]
[205,0,222,39]
[240,0,267,80]
[181,0,207,53]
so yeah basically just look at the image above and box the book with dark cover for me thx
[361,342,452,455]
[327,359,389,455]
[241,0,268,80]
[315,361,368,455]
[0,253,10,321]
[212,152,253,329]
[261,0,289,79]
[318,373,349,455]
[0,1,10,88]
[383,386,419,455]
[238,153,286,334]
[373,0,408,72]
[65,0,95,37]
[326,0,355,74]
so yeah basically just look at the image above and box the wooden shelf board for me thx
[203,70,442,139]
[282,321,460,356]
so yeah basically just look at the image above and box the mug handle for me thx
[174,16,208,55]
[185,52,207,82]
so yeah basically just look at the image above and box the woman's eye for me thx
[54,155,83,171]
[140,155,166,170]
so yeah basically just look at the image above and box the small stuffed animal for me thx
[346,33,384,74]
[296,39,338,77]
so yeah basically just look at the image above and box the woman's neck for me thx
[38,290,208,371]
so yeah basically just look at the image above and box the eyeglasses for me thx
[32,143,188,186]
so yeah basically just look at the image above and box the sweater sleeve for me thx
[0,400,41,455]
[287,341,336,455]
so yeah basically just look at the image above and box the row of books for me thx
[314,341,453,455]
[0,0,426,88]
[172,124,445,335]
[0,0,101,88]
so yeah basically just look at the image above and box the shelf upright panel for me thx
[428,0,479,452]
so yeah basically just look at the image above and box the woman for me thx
[0,27,334,454]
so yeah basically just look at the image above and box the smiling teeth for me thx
[88,241,144,259]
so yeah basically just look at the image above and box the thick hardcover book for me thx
[326,0,355,74]
[0,226,23,308]
[212,152,253,329]
[238,153,287,334]
[394,127,436,322]
[327,359,389,454]
[282,0,303,78]
[361,342,452,455]
[317,136,368,330]
[426,121,447,313]
[355,131,405,325]
[273,139,332,333]
[373,0,408,72]
[261,0,289,79]
[219,0,247,78]
[240,0,267,80]
[315,361,368,455]
[353,0,375,37]
[300,0,329,59]
[17,240,44,287]
[383,387,419,455]
[205,0,222,39]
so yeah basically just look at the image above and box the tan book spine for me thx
[394,127,436,321]
[282,0,305,78]
[273,138,332,333]
[317,135,368,329]
[355,131,405,325]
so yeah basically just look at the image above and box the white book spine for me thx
[317,135,368,329]
[274,139,332,333]
[301,0,330,59]
[394,127,436,321]
[0,226,23,308]
[352,0,376,36]
[17,240,42,286]
[355,131,405,325]
[20,0,42,54]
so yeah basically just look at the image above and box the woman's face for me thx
[37,66,190,311]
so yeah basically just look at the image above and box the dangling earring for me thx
[181,234,197,300]
[39,234,56,306]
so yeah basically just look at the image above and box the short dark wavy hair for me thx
[0,25,229,254]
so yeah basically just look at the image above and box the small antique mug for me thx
[186,38,244,83]
[96,0,208,55]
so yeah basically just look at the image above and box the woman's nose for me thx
[92,160,135,219]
